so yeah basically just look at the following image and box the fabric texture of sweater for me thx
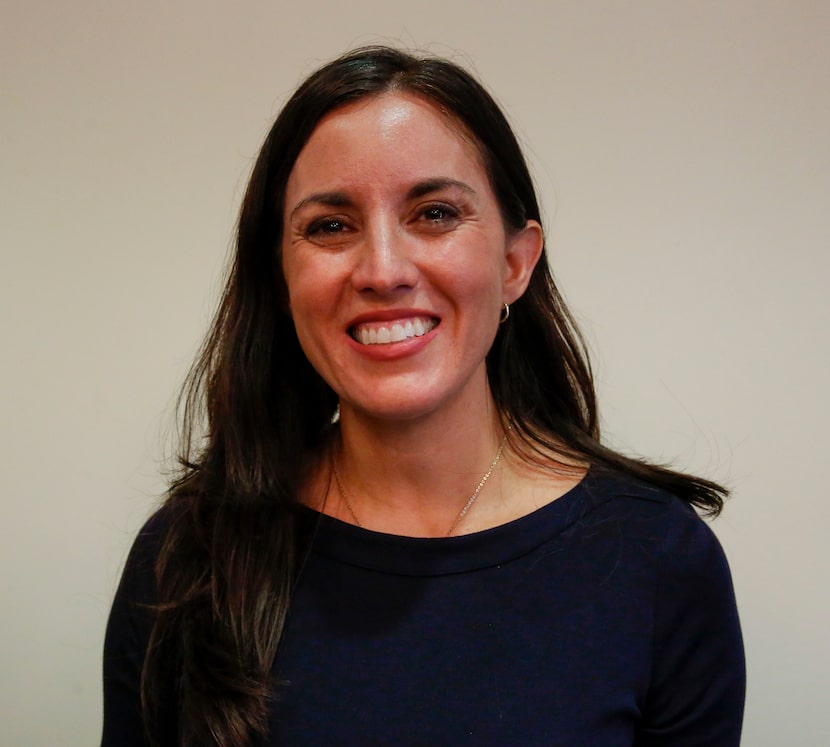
[102,467,745,746]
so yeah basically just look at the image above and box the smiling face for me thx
[281,92,542,424]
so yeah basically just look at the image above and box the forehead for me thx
[284,92,488,199]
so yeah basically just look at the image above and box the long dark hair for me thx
[142,45,727,746]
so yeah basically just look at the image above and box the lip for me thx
[346,308,440,327]
[345,308,440,359]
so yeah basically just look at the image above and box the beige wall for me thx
[2,1,828,744]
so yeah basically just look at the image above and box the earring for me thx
[499,303,510,324]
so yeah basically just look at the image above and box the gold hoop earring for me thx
[499,303,510,324]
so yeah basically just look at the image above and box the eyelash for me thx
[305,217,349,237]
[419,202,460,223]
[301,202,462,241]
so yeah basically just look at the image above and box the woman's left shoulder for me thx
[578,468,730,566]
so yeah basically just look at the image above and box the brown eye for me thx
[302,216,357,246]
[423,204,457,222]
[307,218,346,236]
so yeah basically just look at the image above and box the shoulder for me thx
[580,467,742,643]
[581,468,721,540]
[570,468,733,587]
[583,473,747,740]
[124,503,175,569]
[102,504,182,746]
[111,501,181,614]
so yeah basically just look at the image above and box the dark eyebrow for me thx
[406,178,477,200]
[289,179,477,220]
[289,191,353,220]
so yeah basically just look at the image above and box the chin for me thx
[338,387,447,422]
[334,364,489,424]
[346,401,438,423]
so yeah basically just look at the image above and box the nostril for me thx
[351,264,419,294]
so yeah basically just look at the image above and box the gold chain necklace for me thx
[332,433,508,537]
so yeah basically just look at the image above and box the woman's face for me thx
[281,92,541,424]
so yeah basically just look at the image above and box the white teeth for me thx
[390,323,406,342]
[354,317,437,345]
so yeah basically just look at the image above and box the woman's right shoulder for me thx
[102,502,183,746]
[127,502,174,559]
[114,501,183,604]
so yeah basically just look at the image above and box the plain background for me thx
[2,1,828,744]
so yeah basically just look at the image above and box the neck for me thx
[329,395,508,536]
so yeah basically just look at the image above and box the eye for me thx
[418,203,461,226]
[302,215,356,246]
[306,217,347,236]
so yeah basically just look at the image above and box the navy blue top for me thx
[102,468,745,745]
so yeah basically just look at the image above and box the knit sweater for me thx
[102,468,745,746]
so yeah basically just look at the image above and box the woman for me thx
[102,46,745,746]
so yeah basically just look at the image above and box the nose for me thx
[350,220,419,295]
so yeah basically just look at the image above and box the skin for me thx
[282,92,576,536]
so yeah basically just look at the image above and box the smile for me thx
[351,317,438,345]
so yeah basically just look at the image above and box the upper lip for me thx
[345,308,440,329]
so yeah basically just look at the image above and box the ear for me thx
[502,219,544,304]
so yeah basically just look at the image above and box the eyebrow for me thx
[289,178,477,220]
[406,177,477,200]
[289,191,353,220]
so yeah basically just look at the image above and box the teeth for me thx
[354,317,437,345]
[390,324,405,342]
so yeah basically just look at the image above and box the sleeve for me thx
[101,510,176,747]
[635,510,745,746]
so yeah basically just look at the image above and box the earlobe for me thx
[503,219,544,304]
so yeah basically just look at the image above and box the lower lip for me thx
[346,324,438,361]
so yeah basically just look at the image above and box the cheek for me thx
[283,251,320,315]
[287,289,324,347]
[283,260,344,357]
[446,250,507,308]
